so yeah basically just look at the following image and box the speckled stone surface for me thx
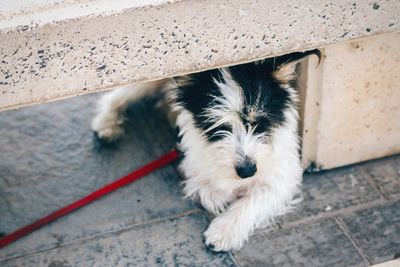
[342,202,400,264]
[1,0,399,111]
[365,156,400,199]
[1,212,236,267]
[279,165,381,224]
[236,219,366,267]
[0,92,399,266]
[301,32,400,170]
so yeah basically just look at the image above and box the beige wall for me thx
[301,32,400,170]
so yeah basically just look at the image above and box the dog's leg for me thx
[204,187,293,252]
[92,79,167,140]
[184,182,233,215]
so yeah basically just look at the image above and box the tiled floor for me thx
[0,93,399,267]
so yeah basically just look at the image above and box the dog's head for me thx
[174,50,320,179]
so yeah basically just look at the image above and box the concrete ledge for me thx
[1,0,399,111]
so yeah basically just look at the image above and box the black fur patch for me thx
[175,70,232,142]
[228,60,291,135]
[174,51,317,142]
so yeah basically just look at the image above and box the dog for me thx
[92,50,320,252]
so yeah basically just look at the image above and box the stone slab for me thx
[1,0,399,111]
[1,212,236,267]
[301,32,400,170]
[365,155,400,199]
[342,202,400,264]
[280,163,381,224]
[235,219,365,267]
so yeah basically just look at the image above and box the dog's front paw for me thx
[91,112,124,141]
[204,217,245,252]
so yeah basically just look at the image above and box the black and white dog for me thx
[92,50,320,252]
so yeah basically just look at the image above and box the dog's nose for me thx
[235,160,257,179]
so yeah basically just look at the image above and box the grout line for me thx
[229,253,243,267]
[0,208,203,263]
[254,196,400,235]
[364,169,390,201]
[252,223,281,236]
[279,200,383,230]
[335,217,373,265]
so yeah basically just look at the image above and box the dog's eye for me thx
[252,118,272,135]
[206,123,232,142]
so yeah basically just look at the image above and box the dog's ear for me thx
[272,49,321,83]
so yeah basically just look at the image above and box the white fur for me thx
[92,68,303,252]
[172,78,302,251]
[92,80,167,140]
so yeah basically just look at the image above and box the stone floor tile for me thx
[236,219,365,267]
[0,93,196,258]
[1,212,236,267]
[341,201,400,264]
[365,155,400,199]
[280,166,381,224]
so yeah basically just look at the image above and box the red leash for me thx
[0,148,180,249]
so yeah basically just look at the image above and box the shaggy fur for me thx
[92,50,320,252]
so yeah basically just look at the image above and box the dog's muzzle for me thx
[235,159,257,179]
